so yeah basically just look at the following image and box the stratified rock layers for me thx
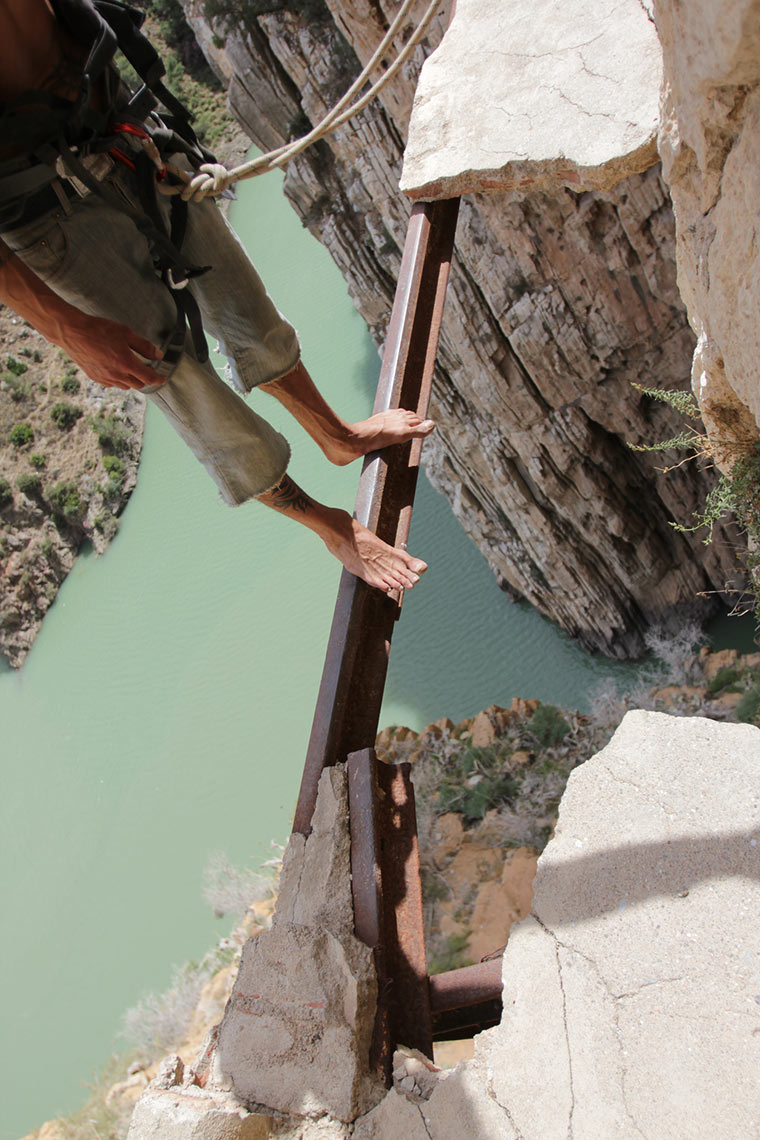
[183,0,737,656]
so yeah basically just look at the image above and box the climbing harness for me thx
[0,0,443,358]
[0,0,218,361]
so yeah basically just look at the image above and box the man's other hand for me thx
[66,316,165,390]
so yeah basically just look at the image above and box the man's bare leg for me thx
[258,474,427,592]
[260,361,435,466]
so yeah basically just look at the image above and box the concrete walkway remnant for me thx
[401,0,662,199]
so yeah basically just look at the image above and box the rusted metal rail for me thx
[292,195,460,838]
[290,193,504,1080]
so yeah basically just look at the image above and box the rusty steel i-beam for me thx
[292,196,460,838]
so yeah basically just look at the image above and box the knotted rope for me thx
[158,0,443,201]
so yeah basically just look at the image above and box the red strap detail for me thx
[109,147,136,172]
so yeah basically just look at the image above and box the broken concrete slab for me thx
[400,0,661,199]
[478,711,760,1139]
[354,712,760,1139]
[214,923,378,1121]
[213,766,382,1122]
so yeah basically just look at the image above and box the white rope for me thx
[160,0,443,201]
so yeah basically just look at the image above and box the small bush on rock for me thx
[60,373,81,395]
[528,703,570,748]
[50,402,83,431]
[47,480,85,520]
[16,473,42,497]
[9,422,34,447]
[0,477,12,510]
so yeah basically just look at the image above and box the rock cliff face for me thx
[656,0,760,458]
[183,0,739,657]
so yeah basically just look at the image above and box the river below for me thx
[1,167,750,1140]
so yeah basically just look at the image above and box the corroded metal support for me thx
[429,959,504,1040]
[292,196,460,837]
[347,748,433,1082]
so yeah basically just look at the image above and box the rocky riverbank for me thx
[20,641,759,1139]
[0,319,146,667]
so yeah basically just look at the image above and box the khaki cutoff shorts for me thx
[2,161,300,503]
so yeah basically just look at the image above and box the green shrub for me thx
[528,703,571,748]
[735,684,760,725]
[708,667,741,694]
[90,412,130,453]
[46,480,85,520]
[103,454,126,480]
[16,473,42,497]
[50,402,83,431]
[3,371,30,401]
[29,452,46,469]
[428,931,473,976]
[60,373,81,395]
[9,422,34,447]
[0,477,12,509]
[5,355,27,376]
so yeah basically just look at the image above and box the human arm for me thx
[0,241,164,389]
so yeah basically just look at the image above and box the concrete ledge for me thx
[401,0,661,199]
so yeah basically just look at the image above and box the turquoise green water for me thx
[0,169,751,1140]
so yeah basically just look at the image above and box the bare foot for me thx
[323,511,428,591]
[322,409,435,466]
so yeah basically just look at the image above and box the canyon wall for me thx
[183,0,740,657]
[656,0,760,458]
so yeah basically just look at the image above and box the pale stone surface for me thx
[214,923,378,1121]
[213,766,381,1122]
[656,0,760,449]
[274,765,354,937]
[401,0,662,198]
[354,712,760,1139]
[126,1087,270,1140]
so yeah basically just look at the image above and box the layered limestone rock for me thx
[400,0,661,199]
[182,0,738,657]
[655,0,760,456]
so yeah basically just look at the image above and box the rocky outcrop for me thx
[656,0,760,457]
[0,316,145,667]
[182,0,739,657]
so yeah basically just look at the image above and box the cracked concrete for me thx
[400,0,661,198]
[354,713,760,1140]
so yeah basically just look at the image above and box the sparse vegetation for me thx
[47,480,85,520]
[3,370,31,402]
[50,401,83,431]
[5,355,28,376]
[9,422,34,447]
[102,453,126,479]
[29,451,47,469]
[90,412,131,453]
[61,373,81,395]
[16,472,42,497]
[0,477,12,509]
[736,682,760,724]
[428,931,473,975]
[202,849,273,918]
[528,703,570,748]
[631,386,760,632]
